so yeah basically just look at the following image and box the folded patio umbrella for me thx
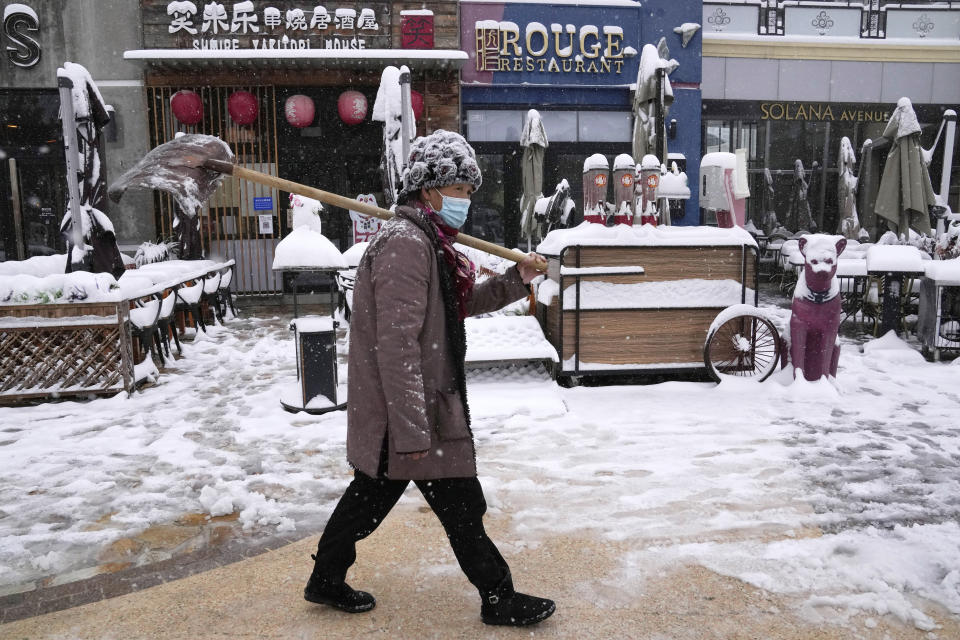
[874,98,937,240]
[519,109,547,249]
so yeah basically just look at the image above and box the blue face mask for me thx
[433,190,471,229]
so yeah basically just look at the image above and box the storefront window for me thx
[467,110,525,142]
[467,110,631,143]
[701,100,949,234]
[538,111,577,142]
[578,112,632,143]
[0,90,66,261]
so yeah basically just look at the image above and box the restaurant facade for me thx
[701,0,960,235]
[123,0,465,293]
[457,0,704,248]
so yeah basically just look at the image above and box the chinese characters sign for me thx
[400,11,433,49]
[152,1,387,51]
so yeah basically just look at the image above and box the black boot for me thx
[480,574,555,626]
[304,555,376,613]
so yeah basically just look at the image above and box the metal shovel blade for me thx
[108,134,235,216]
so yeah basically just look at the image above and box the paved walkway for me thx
[2,500,956,640]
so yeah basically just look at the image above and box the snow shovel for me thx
[109,134,546,271]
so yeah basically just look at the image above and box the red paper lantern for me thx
[284,94,315,128]
[170,90,203,125]
[337,90,368,126]
[227,90,258,125]
[411,90,424,121]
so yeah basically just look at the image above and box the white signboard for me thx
[349,193,382,244]
[258,214,274,235]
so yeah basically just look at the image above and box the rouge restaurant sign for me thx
[460,0,640,86]
[761,102,891,123]
[154,1,385,51]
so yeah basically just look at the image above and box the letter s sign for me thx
[4,5,41,68]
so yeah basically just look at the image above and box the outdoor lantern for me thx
[337,90,367,126]
[411,89,424,121]
[170,90,203,125]
[227,90,259,125]
[285,94,315,128]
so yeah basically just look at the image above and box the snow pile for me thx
[537,221,756,254]
[658,163,690,199]
[630,522,960,631]
[582,153,609,172]
[701,151,737,169]
[341,241,368,267]
[134,241,174,266]
[0,254,67,277]
[923,257,960,284]
[3,298,960,631]
[272,228,346,270]
[543,278,750,310]
[613,153,635,171]
[289,194,323,233]
[865,244,926,273]
[465,315,558,363]
[0,271,120,305]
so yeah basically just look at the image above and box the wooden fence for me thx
[0,302,135,403]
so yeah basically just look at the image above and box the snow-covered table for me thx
[916,258,960,360]
[866,246,928,336]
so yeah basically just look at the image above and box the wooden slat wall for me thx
[148,85,281,294]
[560,308,724,364]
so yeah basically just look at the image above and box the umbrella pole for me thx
[399,68,413,170]
[939,111,956,204]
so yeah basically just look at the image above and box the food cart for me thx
[535,223,779,383]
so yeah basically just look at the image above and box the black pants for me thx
[312,469,510,592]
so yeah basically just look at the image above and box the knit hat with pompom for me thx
[399,130,482,201]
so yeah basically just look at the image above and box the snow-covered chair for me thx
[129,294,164,365]
[335,269,356,322]
[216,265,237,320]
[175,279,206,334]
[201,269,222,323]
[156,286,182,358]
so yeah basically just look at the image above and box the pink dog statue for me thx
[790,235,847,381]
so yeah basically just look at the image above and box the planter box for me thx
[0,302,135,403]
[537,242,758,376]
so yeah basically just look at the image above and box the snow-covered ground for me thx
[1,306,958,632]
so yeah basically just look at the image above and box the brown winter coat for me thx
[346,204,530,480]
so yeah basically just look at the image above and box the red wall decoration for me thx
[337,90,368,126]
[284,94,315,128]
[170,90,203,125]
[401,13,434,49]
[411,90,424,121]
[227,90,259,125]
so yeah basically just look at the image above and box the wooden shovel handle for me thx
[205,160,547,272]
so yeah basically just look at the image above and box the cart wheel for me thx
[704,310,782,382]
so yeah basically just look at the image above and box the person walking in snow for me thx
[304,130,555,627]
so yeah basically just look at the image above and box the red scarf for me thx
[416,201,476,320]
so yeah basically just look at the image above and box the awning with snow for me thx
[123,49,469,71]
